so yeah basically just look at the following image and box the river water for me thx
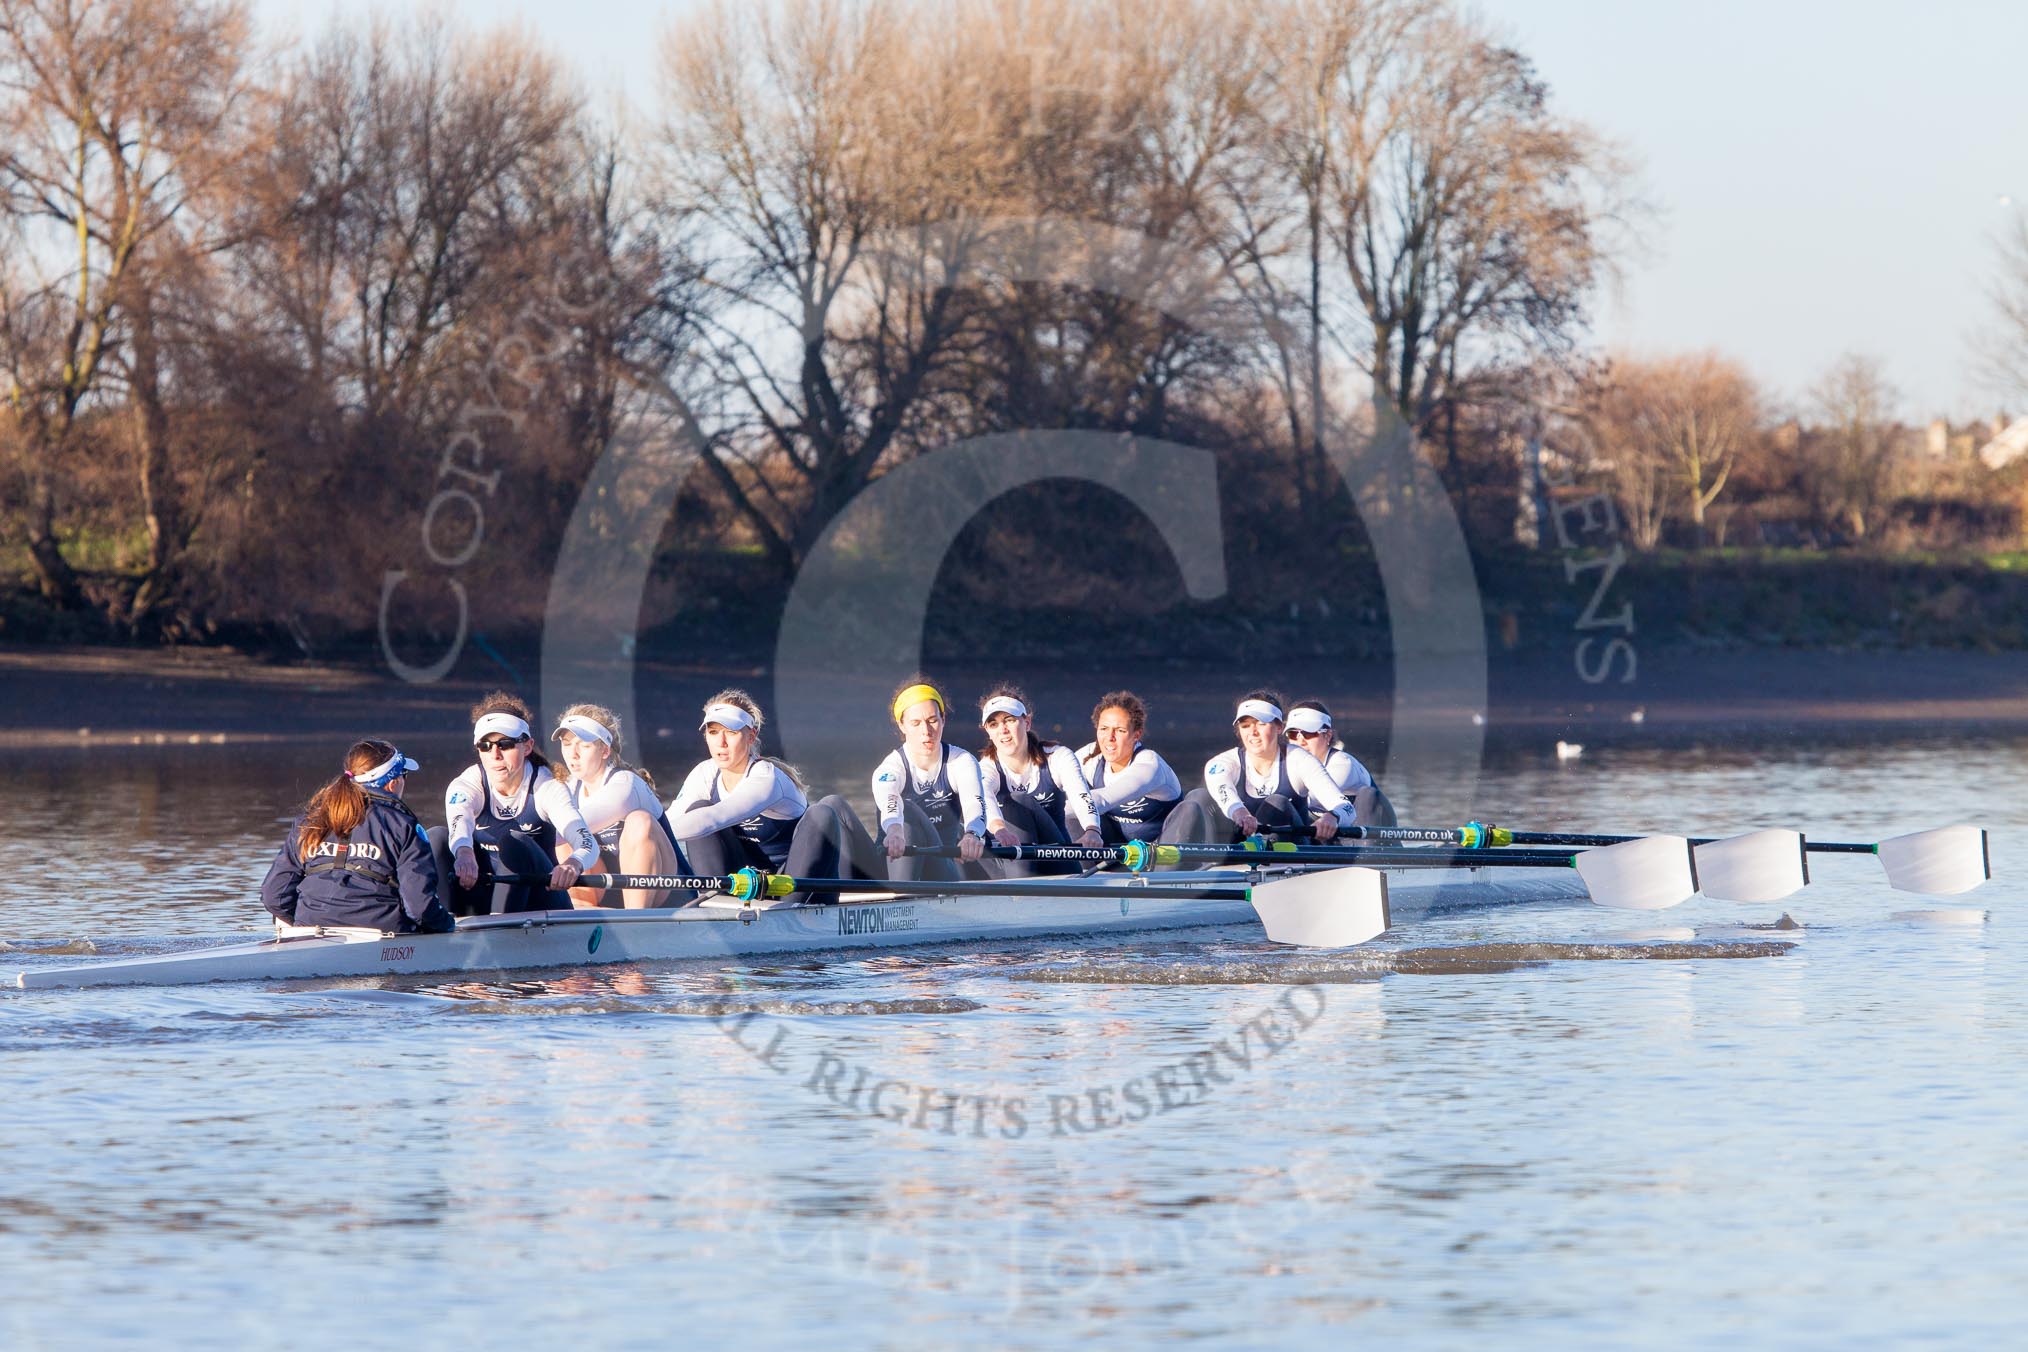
[1,732,2021,1347]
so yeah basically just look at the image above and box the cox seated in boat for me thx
[551,703,682,908]
[877,678,1019,880]
[1285,698,1396,827]
[260,740,456,934]
[665,690,895,900]
[1166,691,1360,850]
[976,684,1102,873]
[430,693,599,916]
[1076,690,1184,845]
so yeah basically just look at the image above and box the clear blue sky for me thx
[261,0,2028,420]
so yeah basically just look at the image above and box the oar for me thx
[914,836,1699,911]
[501,866,1392,948]
[917,840,1597,870]
[1343,822,1990,900]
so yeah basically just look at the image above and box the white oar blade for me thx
[1573,835,1696,910]
[1695,829,1808,903]
[1251,867,1390,948]
[1877,825,1991,895]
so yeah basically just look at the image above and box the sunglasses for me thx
[475,737,523,753]
[1286,728,1330,739]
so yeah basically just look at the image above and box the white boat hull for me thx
[13,865,1585,990]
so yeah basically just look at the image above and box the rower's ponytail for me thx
[298,739,397,855]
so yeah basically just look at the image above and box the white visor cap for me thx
[474,713,532,744]
[1234,698,1285,725]
[1286,707,1332,735]
[551,714,613,747]
[700,702,758,732]
[980,696,1030,722]
[351,750,420,785]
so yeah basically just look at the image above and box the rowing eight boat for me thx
[13,862,1587,990]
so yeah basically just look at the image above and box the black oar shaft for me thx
[764,876,1250,901]
[1505,830,1880,854]
[494,873,732,890]
[1256,846,1580,868]
[913,843,1583,869]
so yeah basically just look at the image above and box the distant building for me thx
[1978,415,2028,470]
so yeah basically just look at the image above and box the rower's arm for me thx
[444,769,479,855]
[1287,746,1356,827]
[1048,745,1101,833]
[871,753,907,833]
[1087,749,1180,813]
[1202,750,1249,823]
[394,819,443,924]
[667,762,787,839]
[258,840,303,924]
[535,778,600,870]
[949,751,991,838]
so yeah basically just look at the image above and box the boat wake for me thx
[1388,940,1798,974]
[433,995,985,1018]
[0,939,103,957]
[1004,939,1799,984]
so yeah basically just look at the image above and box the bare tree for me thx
[1579,353,1762,549]
[241,16,580,439]
[1326,9,1632,453]
[1976,213,2028,403]
[1802,353,1902,543]
[0,0,251,611]
[655,0,1029,576]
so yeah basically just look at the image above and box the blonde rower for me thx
[552,703,681,908]
[666,690,893,898]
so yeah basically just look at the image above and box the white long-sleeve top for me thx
[444,762,599,869]
[1075,743,1183,814]
[566,765,665,840]
[871,745,993,836]
[980,743,1100,833]
[1320,745,1376,794]
[1202,744,1355,828]
[665,758,808,837]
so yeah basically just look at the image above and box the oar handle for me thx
[1341,822,1515,847]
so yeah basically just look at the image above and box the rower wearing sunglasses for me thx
[432,691,600,915]
[1285,698,1396,828]
[1167,690,1359,846]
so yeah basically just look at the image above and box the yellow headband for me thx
[891,683,946,723]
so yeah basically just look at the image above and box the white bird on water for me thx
[1555,740,1584,761]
